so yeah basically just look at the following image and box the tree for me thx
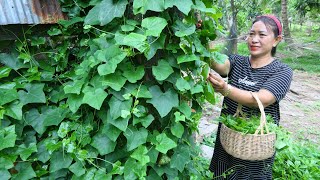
[225,0,238,55]
[292,0,320,32]
[293,0,320,18]
[281,0,294,45]
[221,0,278,55]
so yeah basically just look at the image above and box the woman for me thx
[208,15,293,179]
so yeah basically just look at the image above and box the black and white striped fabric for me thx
[209,54,293,179]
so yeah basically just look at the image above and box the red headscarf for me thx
[257,15,282,35]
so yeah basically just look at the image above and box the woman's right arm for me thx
[208,58,231,77]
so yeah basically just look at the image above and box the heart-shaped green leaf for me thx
[152,60,174,81]
[0,53,28,70]
[144,35,166,60]
[146,86,178,117]
[108,95,132,120]
[170,145,190,172]
[0,125,17,151]
[64,79,85,95]
[124,126,148,151]
[131,146,150,166]
[141,17,167,37]
[49,151,73,172]
[175,78,191,91]
[122,33,148,52]
[42,106,69,127]
[204,83,216,104]
[35,140,50,163]
[190,84,204,94]
[211,51,228,64]
[69,161,86,177]
[15,143,37,161]
[13,162,36,180]
[0,88,18,106]
[177,54,200,64]
[47,27,62,36]
[25,108,47,135]
[18,83,46,105]
[102,72,127,91]
[101,123,122,142]
[82,87,108,110]
[172,20,195,37]
[0,169,11,179]
[164,0,193,15]
[121,24,135,32]
[155,133,177,154]
[131,85,152,99]
[91,131,117,155]
[97,51,126,76]
[67,93,84,113]
[201,63,210,79]
[171,122,184,138]
[177,102,192,119]
[84,0,128,25]
[133,114,154,128]
[122,64,145,83]
[31,37,46,46]
[4,101,23,120]
[109,116,130,132]
[0,66,11,79]
[133,0,165,15]
[174,112,186,122]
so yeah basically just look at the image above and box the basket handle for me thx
[233,104,246,118]
[233,92,269,135]
[250,92,269,135]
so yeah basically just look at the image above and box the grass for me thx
[290,23,320,35]
[277,30,320,73]
[281,54,320,73]
[201,132,216,148]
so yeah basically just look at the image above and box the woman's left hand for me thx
[207,72,228,94]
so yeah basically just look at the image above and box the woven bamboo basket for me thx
[220,92,276,161]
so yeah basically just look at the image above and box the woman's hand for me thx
[208,72,276,107]
[207,72,228,95]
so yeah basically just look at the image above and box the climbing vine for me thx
[0,0,227,179]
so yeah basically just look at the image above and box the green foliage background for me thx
[0,0,227,179]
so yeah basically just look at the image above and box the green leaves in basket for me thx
[218,114,277,134]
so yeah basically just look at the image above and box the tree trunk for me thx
[281,0,294,45]
[224,0,238,55]
[219,0,230,30]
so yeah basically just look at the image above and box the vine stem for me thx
[86,158,105,172]
[149,36,160,45]
[13,69,28,81]
[32,52,59,56]
[90,26,115,36]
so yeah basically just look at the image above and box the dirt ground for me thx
[279,70,320,144]
[199,70,320,145]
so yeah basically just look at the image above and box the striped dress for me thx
[209,55,293,179]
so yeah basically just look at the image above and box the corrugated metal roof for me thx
[0,0,66,25]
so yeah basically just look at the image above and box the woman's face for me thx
[247,21,279,58]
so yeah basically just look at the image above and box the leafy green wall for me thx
[0,0,227,179]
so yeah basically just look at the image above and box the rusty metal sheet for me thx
[0,0,66,25]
